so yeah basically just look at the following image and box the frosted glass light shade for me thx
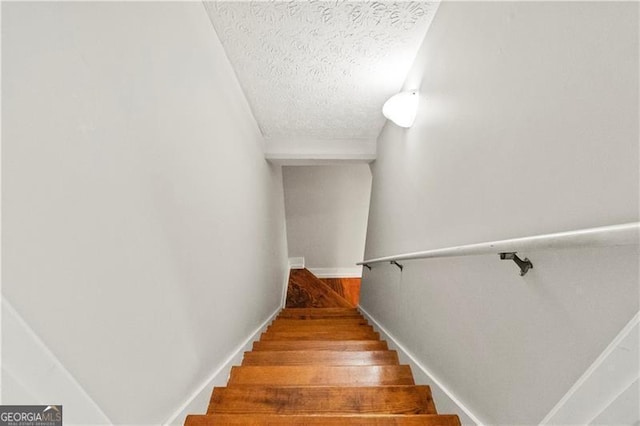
[382,91,419,128]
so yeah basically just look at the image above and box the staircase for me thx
[185,270,461,425]
[185,310,462,424]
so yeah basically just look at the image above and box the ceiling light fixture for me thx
[382,90,419,128]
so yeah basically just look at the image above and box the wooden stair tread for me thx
[241,350,399,366]
[266,324,374,333]
[280,308,360,314]
[260,330,379,341]
[278,313,364,319]
[269,321,372,328]
[252,340,388,351]
[278,308,363,319]
[270,318,370,327]
[207,385,437,415]
[186,414,461,425]
[228,365,415,386]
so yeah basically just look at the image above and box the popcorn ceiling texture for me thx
[204,1,438,139]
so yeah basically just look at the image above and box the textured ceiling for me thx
[204,1,439,140]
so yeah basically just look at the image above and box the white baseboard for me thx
[281,263,291,307]
[359,305,484,426]
[288,257,305,269]
[308,267,362,278]
[162,306,281,425]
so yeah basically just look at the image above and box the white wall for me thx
[1,2,288,425]
[360,2,639,425]
[283,165,371,277]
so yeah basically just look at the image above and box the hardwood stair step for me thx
[278,308,362,319]
[277,313,365,320]
[269,318,370,327]
[207,385,437,415]
[252,340,388,351]
[266,321,370,329]
[241,350,399,366]
[228,365,415,386]
[280,307,360,313]
[186,414,461,425]
[266,324,374,333]
[260,330,379,341]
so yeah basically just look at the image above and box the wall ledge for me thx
[540,311,640,425]
[308,267,363,278]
